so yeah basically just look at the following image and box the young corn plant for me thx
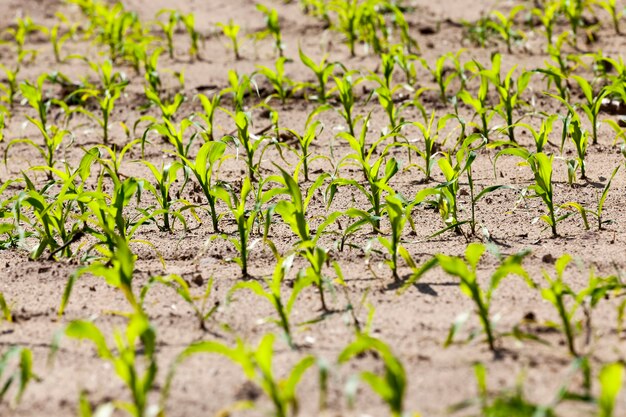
[339,334,409,417]
[285,118,324,182]
[217,20,241,60]
[270,167,341,311]
[156,9,181,59]
[495,150,560,236]
[0,64,20,108]
[256,4,284,57]
[460,362,558,417]
[539,254,580,357]
[400,243,530,353]
[215,178,256,277]
[585,164,620,230]
[598,363,624,417]
[568,119,589,180]
[71,60,129,144]
[13,173,85,260]
[177,140,226,234]
[532,1,560,46]
[488,5,525,53]
[419,138,500,238]
[518,114,558,153]
[419,50,464,105]
[330,0,360,56]
[378,194,414,281]
[168,334,315,417]
[195,92,221,142]
[229,253,309,348]
[61,313,160,417]
[50,13,79,63]
[332,71,363,137]
[0,346,36,405]
[482,53,532,143]
[180,12,200,60]
[255,57,293,104]
[223,110,265,182]
[139,161,189,232]
[140,274,218,331]
[299,47,336,103]
[331,116,398,232]
[458,70,494,141]
[409,112,449,182]
[596,0,624,34]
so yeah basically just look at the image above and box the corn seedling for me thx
[156,9,181,59]
[339,334,409,417]
[285,118,325,182]
[596,0,624,34]
[519,114,558,153]
[61,235,142,314]
[3,16,45,66]
[217,19,241,60]
[256,4,284,57]
[14,173,85,260]
[482,53,532,143]
[401,243,530,353]
[139,161,190,232]
[532,1,560,46]
[568,119,589,179]
[61,313,160,417]
[0,292,11,322]
[495,150,561,236]
[538,254,621,357]
[229,253,309,348]
[180,12,200,59]
[145,88,185,122]
[50,13,78,63]
[420,50,464,105]
[488,5,525,53]
[331,0,360,56]
[71,60,129,144]
[332,71,363,137]
[458,68,494,141]
[255,57,293,104]
[215,178,256,277]
[140,275,218,331]
[223,111,265,181]
[0,64,20,108]
[222,70,252,113]
[145,117,197,159]
[458,362,557,417]
[598,363,624,417]
[299,47,336,103]
[168,333,315,417]
[270,167,340,311]
[586,164,619,230]
[379,194,414,281]
[178,140,226,233]
[0,346,36,405]
[195,92,221,142]
[331,116,399,231]
[409,112,449,182]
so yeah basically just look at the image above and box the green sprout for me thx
[256,4,284,57]
[217,19,241,60]
[401,243,530,353]
[339,334,409,417]
[168,334,314,417]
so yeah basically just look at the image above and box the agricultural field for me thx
[2,0,626,416]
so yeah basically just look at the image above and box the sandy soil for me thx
[1,0,626,416]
